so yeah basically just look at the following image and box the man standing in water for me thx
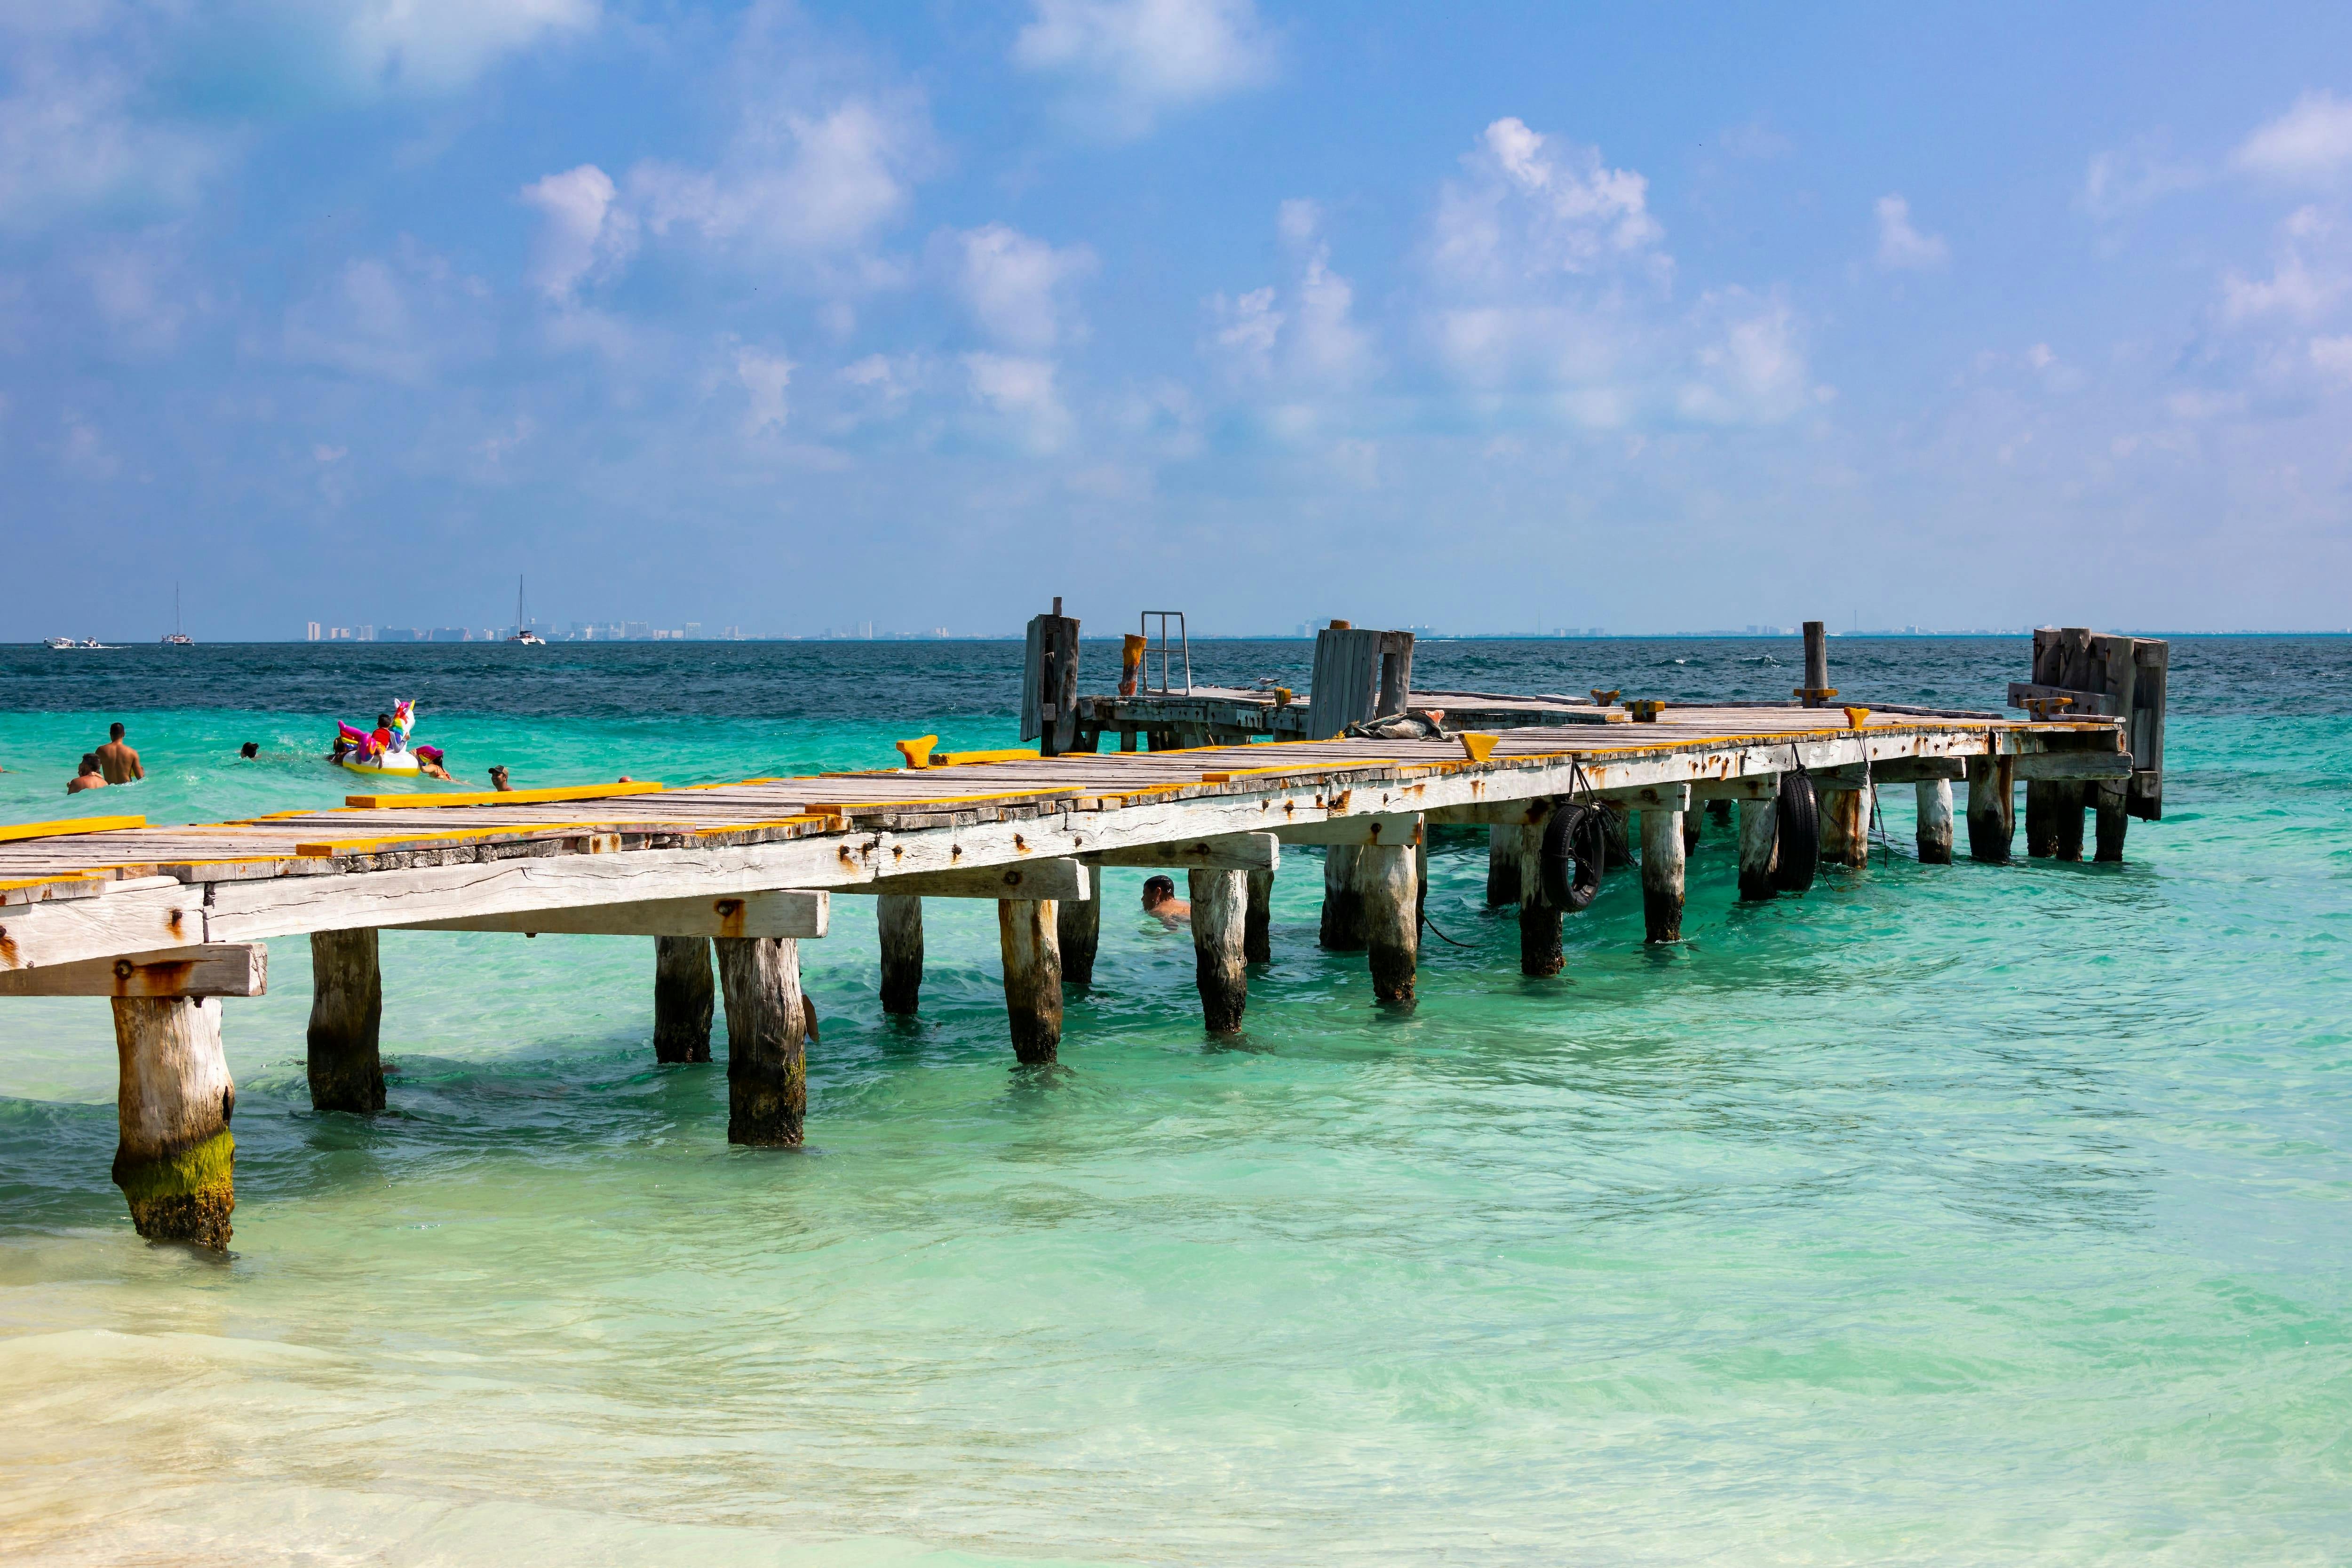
[95,723,142,783]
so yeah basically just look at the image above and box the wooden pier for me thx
[0,620,2161,1251]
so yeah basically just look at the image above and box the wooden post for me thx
[1640,808,1685,943]
[1818,786,1870,868]
[877,893,923,1014]
[1915,780,1955,865]
[1359,843,1418,1003]
[2094,781,2130,862]
[997,899,1063,1065]
[1188,869,1249,1032]
[1486,823,1521,907]
[1681,810,1702,857]
[111,995,235,1250]
[1516,821,1564,976]
[1599,802,1632,868]
[1022,606,1082,756]
[1244,868,1274,964]
[715,936,806,1146]
[1737,796,1779,901]
[2052,782,2087,861]
[306,928,384,1113]
[1966,756,2015,862]
[1801,621,1830,706]
[1319,845,1366,950]
[1057,893,1101,988]
[652,935,714,1063]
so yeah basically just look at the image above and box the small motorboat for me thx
[43,636,74,649]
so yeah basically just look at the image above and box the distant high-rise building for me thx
[306,622,321,641]
[858,621,874,639]
[723,625,741,640]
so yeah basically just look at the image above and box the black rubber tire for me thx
[1773,772,1820,893]
[1540,803,1607,912]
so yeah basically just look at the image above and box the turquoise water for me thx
[2,640,2349,1564]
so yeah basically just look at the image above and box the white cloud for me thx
[1716,120,1793,161]
[2312,335,2352,384]
[283,243,491,385]
[0,16,228,231]
[1206,286,1281,380]
[1677,293,1814,424]
[963,351,1071,451]
[1013,0,1277,140]
[2232,91,2352,184]
[1875,194,1948,270]
[949,223,1096,351]
[2080,143,2201,220]
[521,163,635,302]
[1431,118,1664,291]
[323,0,597,96]
[1204,201,1372,391]
[736,347,795,436]
[2221,208,2347,321]
[84,244,195,353]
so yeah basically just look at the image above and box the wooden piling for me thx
[1516,822,1564,976]
[1359,843,1418,1003]
[1244,868,1274,964]
[111,995,235,1249]
[652,935,715,1062]
[1486,823,1521,907]
[1818,787,1871,868]
[1966,756,2015,863]
[715,936,806,1146]
[2094,782,2130,862]
[1640,808,1685,943]
[1057,892,1101,988]
[1915,780,1955,865]
[1801,621,1830,706]
[877,893,923,1014]
[306,928,384,1114]
[1681,810,1702,857]
[1737,796,1779,901]
[2052,782,2087,861]
[1599,803,1633,868]
[1320,845,1366,950]
[997,899,1063,1064]
[1189,869,1249,1032]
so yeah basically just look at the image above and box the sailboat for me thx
[161,583,193,646]
[509,575,545,644]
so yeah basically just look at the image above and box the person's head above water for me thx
[78,754,101,775]
[1142,875,1177,908]
[239,742,259,759]
[109,723,125,740]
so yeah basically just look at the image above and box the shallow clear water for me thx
[2,638,2348,1565]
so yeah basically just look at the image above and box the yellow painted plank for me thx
[0,815,147,845]
[343,781,667,810]
[294,822,615,857]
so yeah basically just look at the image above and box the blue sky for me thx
[6,1,2352,639]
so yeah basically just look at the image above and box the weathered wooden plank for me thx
[1271,814,1422,847]
[0,943,265,998]
[1088,833,1279,871]
[849,861,1089,901]
[396,890,830,938]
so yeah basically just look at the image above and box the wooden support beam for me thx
[1737,797,1778,901]
[1359,843,1418,1003]
[1189,869,1249,1032]
[1517,823,1563,977]
[1967,756,2015,863]
[397,890,829,938]
[1597,782,1693,814]
[0,943,264,998]
[1867,756,1967,785]
[877,894,922,1014]
[997,899,1062,1065]
[1319,845,1365,951]
[1487,822,1522,907]
[1272,813,1421,847]
[653,935,714,1063]
[851,861,1089,901]
[1244,868,1273,964]
[1058,892,1101,988]
[1819,787,1871,869]
[1916,780,1955,866]
[2094,781,2130,863]
[716,936,805,1146]
[1640,808,1685,942]
[111,995,235,1250]
[1089,833,1279,872]
[2011,750,2130,782]
[307,930,384,1113]
[1690,776,1781,804]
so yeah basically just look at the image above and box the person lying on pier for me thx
[413,745,453,782]
[67,754,106,795]
[1142,875,1190,926]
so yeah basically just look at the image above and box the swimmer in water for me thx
[68,755,107,795]
[1142,874,1190,926]
[488,765,512,792]
[96,723,142,783]
[414,745,454,782]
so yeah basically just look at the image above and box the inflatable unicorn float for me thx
[331,699,450,778]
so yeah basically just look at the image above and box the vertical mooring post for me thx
[1189,869,1249,1032]
[653,935,715,1063]
[716,936,807,1146]
[2094,782,2130,863]
[1640,808,1686,942]
[1359,842,1419,1003]
[1516,820,1564,977]
[1244,868,1274,964]
[1819,786,1871,868]
[1966,755,2016,863]
[997,899,1064,1064]
[1800,621,1831,708]
[1022,600,1082,756]
[1915,780,1955,865]
[1320,845,1367,951]
[112,995,236,1250]
[1057,892,1101,989]
[1486,823,1521,907]
[877,893,924,1015]
[307,928,385,1113]
[1737,795,1779,901]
